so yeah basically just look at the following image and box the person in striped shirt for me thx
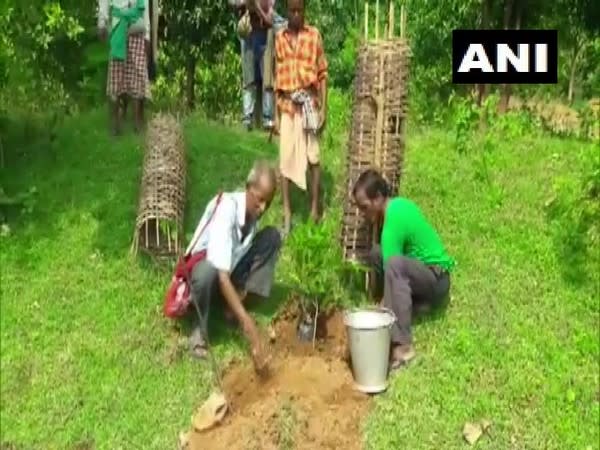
[274,0,328,236]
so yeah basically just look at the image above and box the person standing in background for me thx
[274,0,328,235]
[234,0,280,131]
[98,0,151,135]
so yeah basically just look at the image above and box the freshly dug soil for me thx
[188,309,371,450]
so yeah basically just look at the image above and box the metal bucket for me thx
[344,307,396,394]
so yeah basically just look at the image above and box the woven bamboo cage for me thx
[341,2,411,265]
[131,113,186,257]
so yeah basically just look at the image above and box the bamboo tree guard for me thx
[131,113,186,257]
[341,1,411,266]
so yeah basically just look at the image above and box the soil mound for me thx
[188,310,371,450]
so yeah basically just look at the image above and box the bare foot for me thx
[389,344,416,371]
[282,215,292,238]
[310,209,321,224]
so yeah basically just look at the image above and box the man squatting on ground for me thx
[275,0,328,235]
[186,161,281,370]
[98,0,151,135]
[353,170,455,369]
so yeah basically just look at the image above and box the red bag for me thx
[163,193,224,318]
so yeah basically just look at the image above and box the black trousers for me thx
[369,245,450,345]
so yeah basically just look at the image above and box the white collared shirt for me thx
[185,192,257,273]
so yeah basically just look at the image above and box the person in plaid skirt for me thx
[274,0,328,236]
[98,0,151,135]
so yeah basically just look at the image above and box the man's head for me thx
[287,0,305,31]
[245,160,277,221]
[352,169,390,222]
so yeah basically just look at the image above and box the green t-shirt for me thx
[380,197,455,271]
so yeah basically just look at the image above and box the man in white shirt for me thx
[187,160,280,371]
[97,0,151,135]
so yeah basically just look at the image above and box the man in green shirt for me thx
[352,169,455,370]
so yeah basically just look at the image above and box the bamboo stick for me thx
[400,4,406,39]
[155,218,160,249]
[375,0,379,41]
[364,2,368,40]
[388,1,395,38]
[167,222,172,253]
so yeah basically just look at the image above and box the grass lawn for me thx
[1,102,598,449]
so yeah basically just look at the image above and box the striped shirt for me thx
[274,24,328,115]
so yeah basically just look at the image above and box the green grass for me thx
[1,102,598,449]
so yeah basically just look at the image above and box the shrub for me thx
[283,220,345,315]
[546,143,600,286]
[282,215,367,316]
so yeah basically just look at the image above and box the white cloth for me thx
[98,0,151,41]
[185,192,257,273]
[290,90,319,132]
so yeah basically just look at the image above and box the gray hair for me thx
[246,159,278,189]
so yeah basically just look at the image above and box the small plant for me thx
[449,93,479,154]
[545,144,600,286]
[284,219,347,340]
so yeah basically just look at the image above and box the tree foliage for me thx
[0,0,597,119]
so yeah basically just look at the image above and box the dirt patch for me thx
[188,309,371,450]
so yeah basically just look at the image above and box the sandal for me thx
[189,328,208,359]
[389,357,406,373]
[281,219,294,239]
[389,344,416,372]
[190,343,208,359]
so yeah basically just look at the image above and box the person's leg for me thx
[281,177,292,235]
[224,226,282,322]
[279,112,294,235]
[133,98,144,133]
[119,96,128,120]
[232,226,281,295]
[240,37,255,130]
[125,34,148,133]
[262,88,274,129]
[383,256,442,368]
[368,245,384,301]
[308,163,321,222]
[306,131,321,222]
[256,40,273,129]
[242,83,256,129]
[188,260,219,359]
[110,100,121,135]
[107,60,124,135]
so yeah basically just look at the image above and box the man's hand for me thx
[98,27,108,42]
[217,271,271,373]
[240,315,271,372]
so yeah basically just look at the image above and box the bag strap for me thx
[184,192,224,257]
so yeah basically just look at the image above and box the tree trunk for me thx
[568,64,577,105]
[499,0,517,113]
[476,0,493,107]
[568,41,584,105]
[185,55,197,110]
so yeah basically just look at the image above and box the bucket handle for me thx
[378,306,397,327]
